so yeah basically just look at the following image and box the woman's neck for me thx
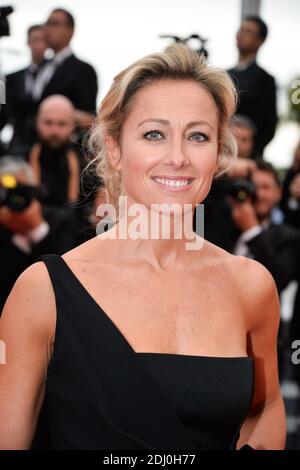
[100,208,204,271]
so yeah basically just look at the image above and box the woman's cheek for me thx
[193,152,217,175]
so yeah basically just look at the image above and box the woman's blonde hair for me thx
[87,43,237,217]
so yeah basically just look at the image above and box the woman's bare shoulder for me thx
[0,261,56,360]
[1,237,106,365]
[230,252,277,298]
[204,239,276,287]
[235,256,280,330]
[203,240,279,324]
[3,260,55,314]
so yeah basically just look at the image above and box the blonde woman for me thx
[0,44,286,450]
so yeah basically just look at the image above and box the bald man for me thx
[29,94,80,206]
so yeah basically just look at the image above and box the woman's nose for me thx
[164,140,189,167]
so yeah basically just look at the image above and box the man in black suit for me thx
[3,9,98,157]
[40,8,99,213]
[228,16,277,159]
[3,25,48,156]
[37,8,98,131]
[0,157,78,313]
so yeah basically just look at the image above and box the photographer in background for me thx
[280,140,300,229]
[202,130,257,254]
[0,157,77,312]
[279,141,300,365]
[204,159,300,293]
[230,161,300,293]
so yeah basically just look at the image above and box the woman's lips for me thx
[150,176,195,192]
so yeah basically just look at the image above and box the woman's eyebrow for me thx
[137,118,169,127]
[137,118,213,130]
[185,120,213,130]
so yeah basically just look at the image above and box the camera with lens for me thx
[228,177,256,203]
[0,173,41,212]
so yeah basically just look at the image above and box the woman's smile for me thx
[150,175,195,192]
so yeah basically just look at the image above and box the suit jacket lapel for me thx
[41,55,75,99]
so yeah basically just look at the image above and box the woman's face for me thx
[113,79,219,211]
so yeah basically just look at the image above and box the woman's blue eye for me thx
[143,131,208,142]
[144,130,164,140]
[189,133,208,142]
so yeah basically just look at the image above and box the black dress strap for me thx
[37,253,198,450]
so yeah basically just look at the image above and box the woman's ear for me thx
[105,135,122,171]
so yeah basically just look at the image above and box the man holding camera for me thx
[230,161,300,293]
[204,159,300,293]
[0,157,77,313]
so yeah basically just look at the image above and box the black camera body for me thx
[228,178,256,203]
[0,174,41,212]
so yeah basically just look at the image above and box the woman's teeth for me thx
[152,177,192,187]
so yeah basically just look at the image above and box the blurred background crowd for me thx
[0,0,299,449]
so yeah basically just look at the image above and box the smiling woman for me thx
[0,44,286,450]
[87,44,238,220]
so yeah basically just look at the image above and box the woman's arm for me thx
[237,259,286,450]
[0,263,55,449]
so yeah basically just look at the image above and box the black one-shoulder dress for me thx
[32,254,254,450]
